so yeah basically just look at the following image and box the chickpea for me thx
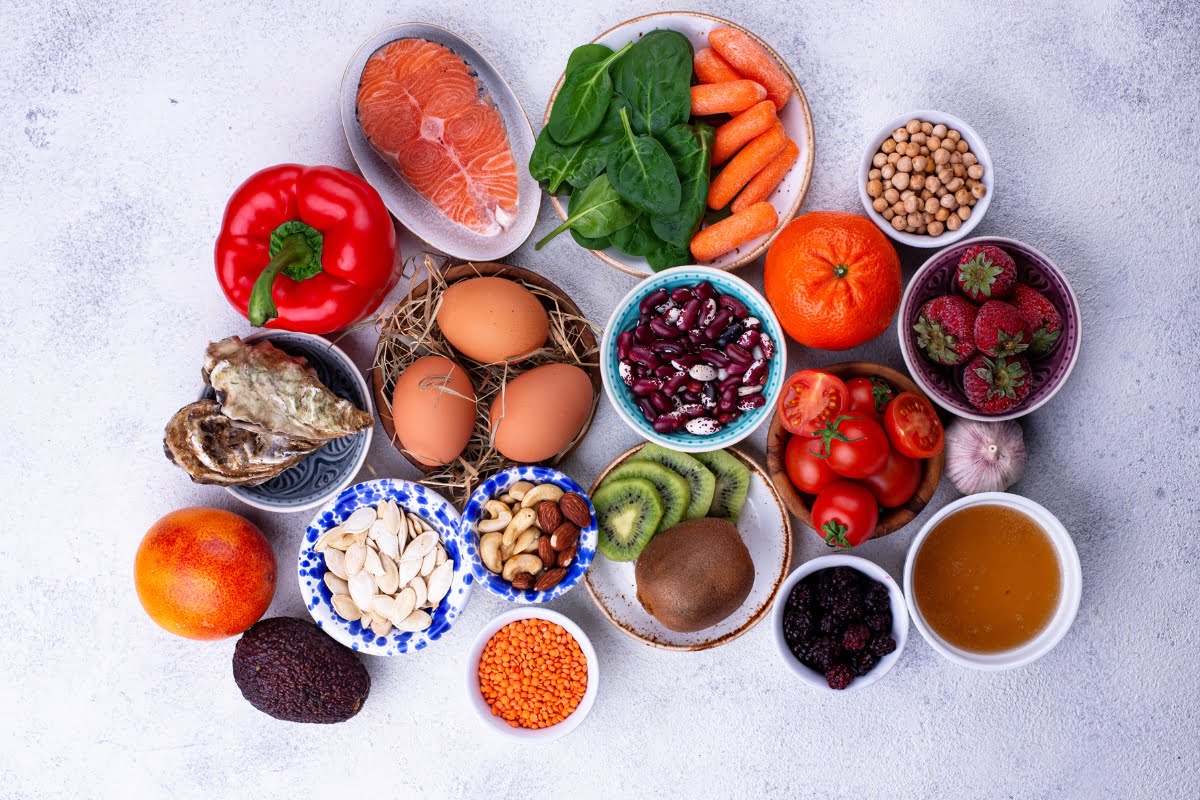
[957,205,972,220]
[949,151,962,165]
[905,142,920,157]
[892,172,911,190]
[893,128,909,142]
[936,186,949,198]
[881,138,896,154]
[919,145,930,156]
[940,193,958,209]
[907,211,922,227]
[937,167,954,183]
[872,196,889,212]
[946,214,962,231]
[921,121,933,134]
[928,135,941,151]
[887,151,901,165]
[967,164,984,180]
[906,119,922,134]
[873,152,888,168]
[911,173,926,190]
[932,123,948,138]
[955,188,972,205]
[866,179,883,197]
[926,175,941,192]
[921,210,933,223]
[900,189,915,200]
[917,224,927,234]
[912,132,927,145]
[881,164,895,180]
[935,207,951,221]
[952,163,966,178]
[925,196,940,213]
[903,195,919,214]
[896,155,913,173]
[868,168,882,181]
[891,213,907,231]
[912,155,928,172]
[956,138,969,153]
[971,182,987,199]
[892,200,906,214]
[946,176,965,192]
[928,220,945,236]
[933,148,950,166]
[962,152,978,167]
[882,208,895,221]
[946,128,961,142]
[884,187,900,203]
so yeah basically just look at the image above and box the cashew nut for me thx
[480,531,504,574]
[502,553,543,582]
[501,507,537,549]
[509,481,535,501]
[477,500,513,533]
[520,484,564,509]
[498,493,515,505]
[511,529,539,557]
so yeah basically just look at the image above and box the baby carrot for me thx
[712,100,777,166]
[709,27,793,111]
[690,79,767,117]
[694,47,741,84]
[690,202,778,263]
[731,138,800,213]
[707,123,787,210]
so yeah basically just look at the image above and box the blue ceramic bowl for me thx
[298,479,473,655]
[600,266,788,451]
[460,466,597,603]
[202,330,373,513]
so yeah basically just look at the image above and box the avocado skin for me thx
[232,617,370,723]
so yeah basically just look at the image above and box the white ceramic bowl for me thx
[772,554,909,692]
[903,492,1082,670]
[858,110,993,248]
[465,608,599,741]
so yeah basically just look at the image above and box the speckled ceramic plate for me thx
[298,479,472,656]
[584,445,792,650]
[459,466,598,603]
[340,23,540,261]
[199,331,373,513]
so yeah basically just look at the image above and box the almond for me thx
[510,572,535,590]
[537,536,556,567]
[550,522,580,551]
[558,492,591,528]
[534,568,567,591]
[536,500,562,533]
[556,544,576,568]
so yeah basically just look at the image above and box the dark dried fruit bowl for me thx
[765,361,944,541]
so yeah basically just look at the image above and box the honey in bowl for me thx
[913,504,1061,653]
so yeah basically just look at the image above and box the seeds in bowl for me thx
[478,618,588,729]
[866,119,985,237]
[315,499,453,636]
[476,482,588,591]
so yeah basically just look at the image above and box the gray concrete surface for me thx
[2,1,1198,797]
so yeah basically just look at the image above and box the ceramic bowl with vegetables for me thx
[601,266,787,451]
[533,11,814,276]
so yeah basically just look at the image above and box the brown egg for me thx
[489,364,593,463]
[391,355,476,466]
[436,277,549,364]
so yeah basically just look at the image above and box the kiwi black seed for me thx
[600,460,691,532]
[630,443,716,520]
[693,449,751,523]
[592,477,665,562]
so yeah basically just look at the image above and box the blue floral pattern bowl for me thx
[460,466,597,603]
[298,479,472,655]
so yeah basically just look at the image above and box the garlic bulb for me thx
[944,418,1026,494]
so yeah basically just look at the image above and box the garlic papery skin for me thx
[944,418,1027,495]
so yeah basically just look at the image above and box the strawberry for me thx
[963,354,1032,414]
[957,245,1017,301]
[973,300,1030,358]
[1011,283,1063,359]
[913,295,977,366]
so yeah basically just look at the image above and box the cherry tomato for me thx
[884,391,945,459]
[812,415,890,479]
[861,448,922,508]
[777,370,848,437]
[845,376,895,422]
[784,435,838,494]
[812,480,879,548]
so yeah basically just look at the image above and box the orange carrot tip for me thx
[694,47,741,84]
[709,27,793,111]
[712,100,777,166]
[690,79,767,117]
[690,202,779,263]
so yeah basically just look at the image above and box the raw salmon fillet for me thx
[357,38,519,236]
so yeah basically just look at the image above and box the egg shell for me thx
[489,364,594,463]
[436,277,549,364]
[391,355,476,467]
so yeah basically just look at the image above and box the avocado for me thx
[232,617,370,723]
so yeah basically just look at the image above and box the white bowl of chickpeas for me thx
[859,111,993,247]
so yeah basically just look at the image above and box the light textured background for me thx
[2,1,1198,798]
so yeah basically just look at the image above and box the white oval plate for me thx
[341,23,540,261]
[543,12,815,277]
[585,445,793,650]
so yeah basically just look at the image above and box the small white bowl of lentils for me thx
[858,110,993,248]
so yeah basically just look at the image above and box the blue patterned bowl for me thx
[600,266,788,451]
[201,330,373,513]
[298,479,473,655]
[460,466,597,603]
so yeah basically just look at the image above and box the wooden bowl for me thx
[370,261,601,474]
[765,362,944,541]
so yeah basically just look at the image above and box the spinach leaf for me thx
[564,137,613,190]
[535,174,638,249]
[592,94,632,144]
[607,106,681,216]
[547,42,633,145]
[529,129,587,194]
[566,43,613,74]
[612,30,693,136]
[651,123,714,249]
[646,240,692,271]
[568,177,616,249]
[610,214,663,257]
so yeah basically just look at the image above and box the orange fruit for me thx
[764,211,902,350]
[134,507,276,640]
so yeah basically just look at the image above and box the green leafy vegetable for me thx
[646,241,692,271]
[651,123,714,249]
[607,106,681,216]
[612,30,693,136]
[536,174,638,249]
[547,42,633,145]
[610,214,663,257]
[568,178,616,249]
[566,43,614,74]
[529,127,614,194]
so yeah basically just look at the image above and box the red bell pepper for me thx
[215,164,399,334]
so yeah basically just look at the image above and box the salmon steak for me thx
[357,38,519,236]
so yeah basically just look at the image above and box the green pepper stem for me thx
[247,233,313,326]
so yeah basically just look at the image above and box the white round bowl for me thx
[857,109,993,249]
[465,608,599,741]
[903,492,1082,670]
[772,554,909,693]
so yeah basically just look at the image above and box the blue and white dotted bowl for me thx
[202,330,373,513]
[460,466,597,603]
[297,479,473,655]
[600,266,788,452]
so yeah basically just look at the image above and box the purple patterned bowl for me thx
[898,236,1081,421]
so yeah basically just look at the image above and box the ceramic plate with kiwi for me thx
[584,443,793,651]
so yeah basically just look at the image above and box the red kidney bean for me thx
[694,281,716,300]
[743,316,761,331]
[720,374,742,392]
[717,294,749,318]
[670,287,693,304]
[670,354,701,369]
[631,376,663,395]
[634,324,653,344]
[680,391,702,404]
[743,358,767,386]
[617,331,633,361]
[718,386,737,412]
[704,309,732,339]
[725,342,753,365]
[651,340,684,357]
[727,360,749,376]
[653,364,675,379]
[629,346,659,368]
[735,329,758,350]
[699,298,719,327]
[758,332,775,359]
[699,348,730,368]
[685,329,708,346]
[653,411,688,433]
[649,391,673,412]
[650,318,679,339]
[664,371,689,395]
[702,382,718,403]
[637,398,656,422]
[680,403,705,417]
[639,288,668,315]
[738,394,767,411]
[718,412,737,424]
[716,323,743,348]
[686,379,704,393]
[677,298,701,329]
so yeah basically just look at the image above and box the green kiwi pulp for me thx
[630,443,715,520]
[599,460,691,531]
[592,477,665,561]
[693,449,751,523]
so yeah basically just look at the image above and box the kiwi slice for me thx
[601,460,691,532]
[631,443,716,520]
[593,477,665,562]
[693,449,751,523]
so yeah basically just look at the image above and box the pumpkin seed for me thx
[410,575,427,609]
[389,587,417,624]
[348,571,377,610]
[395,609,432,632]
[331,594,360,621]
[314,525,344,553]
[370,617,393,638]
[345,542,367,576]
[397,553,422,588]
[323,549,348,580]
[363,546,385,577]
[407,531,437,560]
[426,560,453,607]
[376,530,400,561]
[343,506,377,534]
[420,550,436,578]
[381,499,401,536]
[371,595,395,619]
[324,572,349,596]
